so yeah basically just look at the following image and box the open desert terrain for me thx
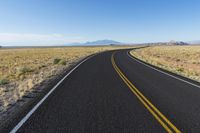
[131,46,200,82]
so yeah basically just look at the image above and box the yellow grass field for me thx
[131,46,200,83]
[0,46,134,111]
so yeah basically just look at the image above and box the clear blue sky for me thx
[0,0,200,45]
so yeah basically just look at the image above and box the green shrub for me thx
[38,65,47,69]
[177,67,184,72]
[18,67,33,74]
[194,72,199,76]
[58,60,66,65]
[53,58,61,64]
[0,78,9,85]
[53,58,66,65]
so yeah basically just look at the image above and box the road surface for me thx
[6,49,200,132]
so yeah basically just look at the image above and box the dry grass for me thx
[131,46,200,82]
[0,46,134,111]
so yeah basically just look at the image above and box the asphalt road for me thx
[7,49,200,132]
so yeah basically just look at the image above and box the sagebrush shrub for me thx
[53,58,61,64]
[0,78,9,85]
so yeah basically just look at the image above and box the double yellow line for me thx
[111,52,181,133]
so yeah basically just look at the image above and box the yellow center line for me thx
[111,52,181,133]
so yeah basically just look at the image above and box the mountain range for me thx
[68,39,122,46]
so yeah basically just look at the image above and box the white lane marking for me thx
[10,54,95,133]
[127,51,200,89]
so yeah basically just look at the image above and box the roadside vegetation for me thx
[0,46,134,111]
[131,46,200,82]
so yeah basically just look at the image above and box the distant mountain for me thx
[144,41,190,46]
[84,39,121,45]
[167,41,189,45]
[177,41,189,45]
[66,39,122,46]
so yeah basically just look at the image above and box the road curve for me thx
[5,49,200,132]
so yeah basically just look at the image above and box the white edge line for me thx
[10,54,95,133]
[127,51,200,89]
